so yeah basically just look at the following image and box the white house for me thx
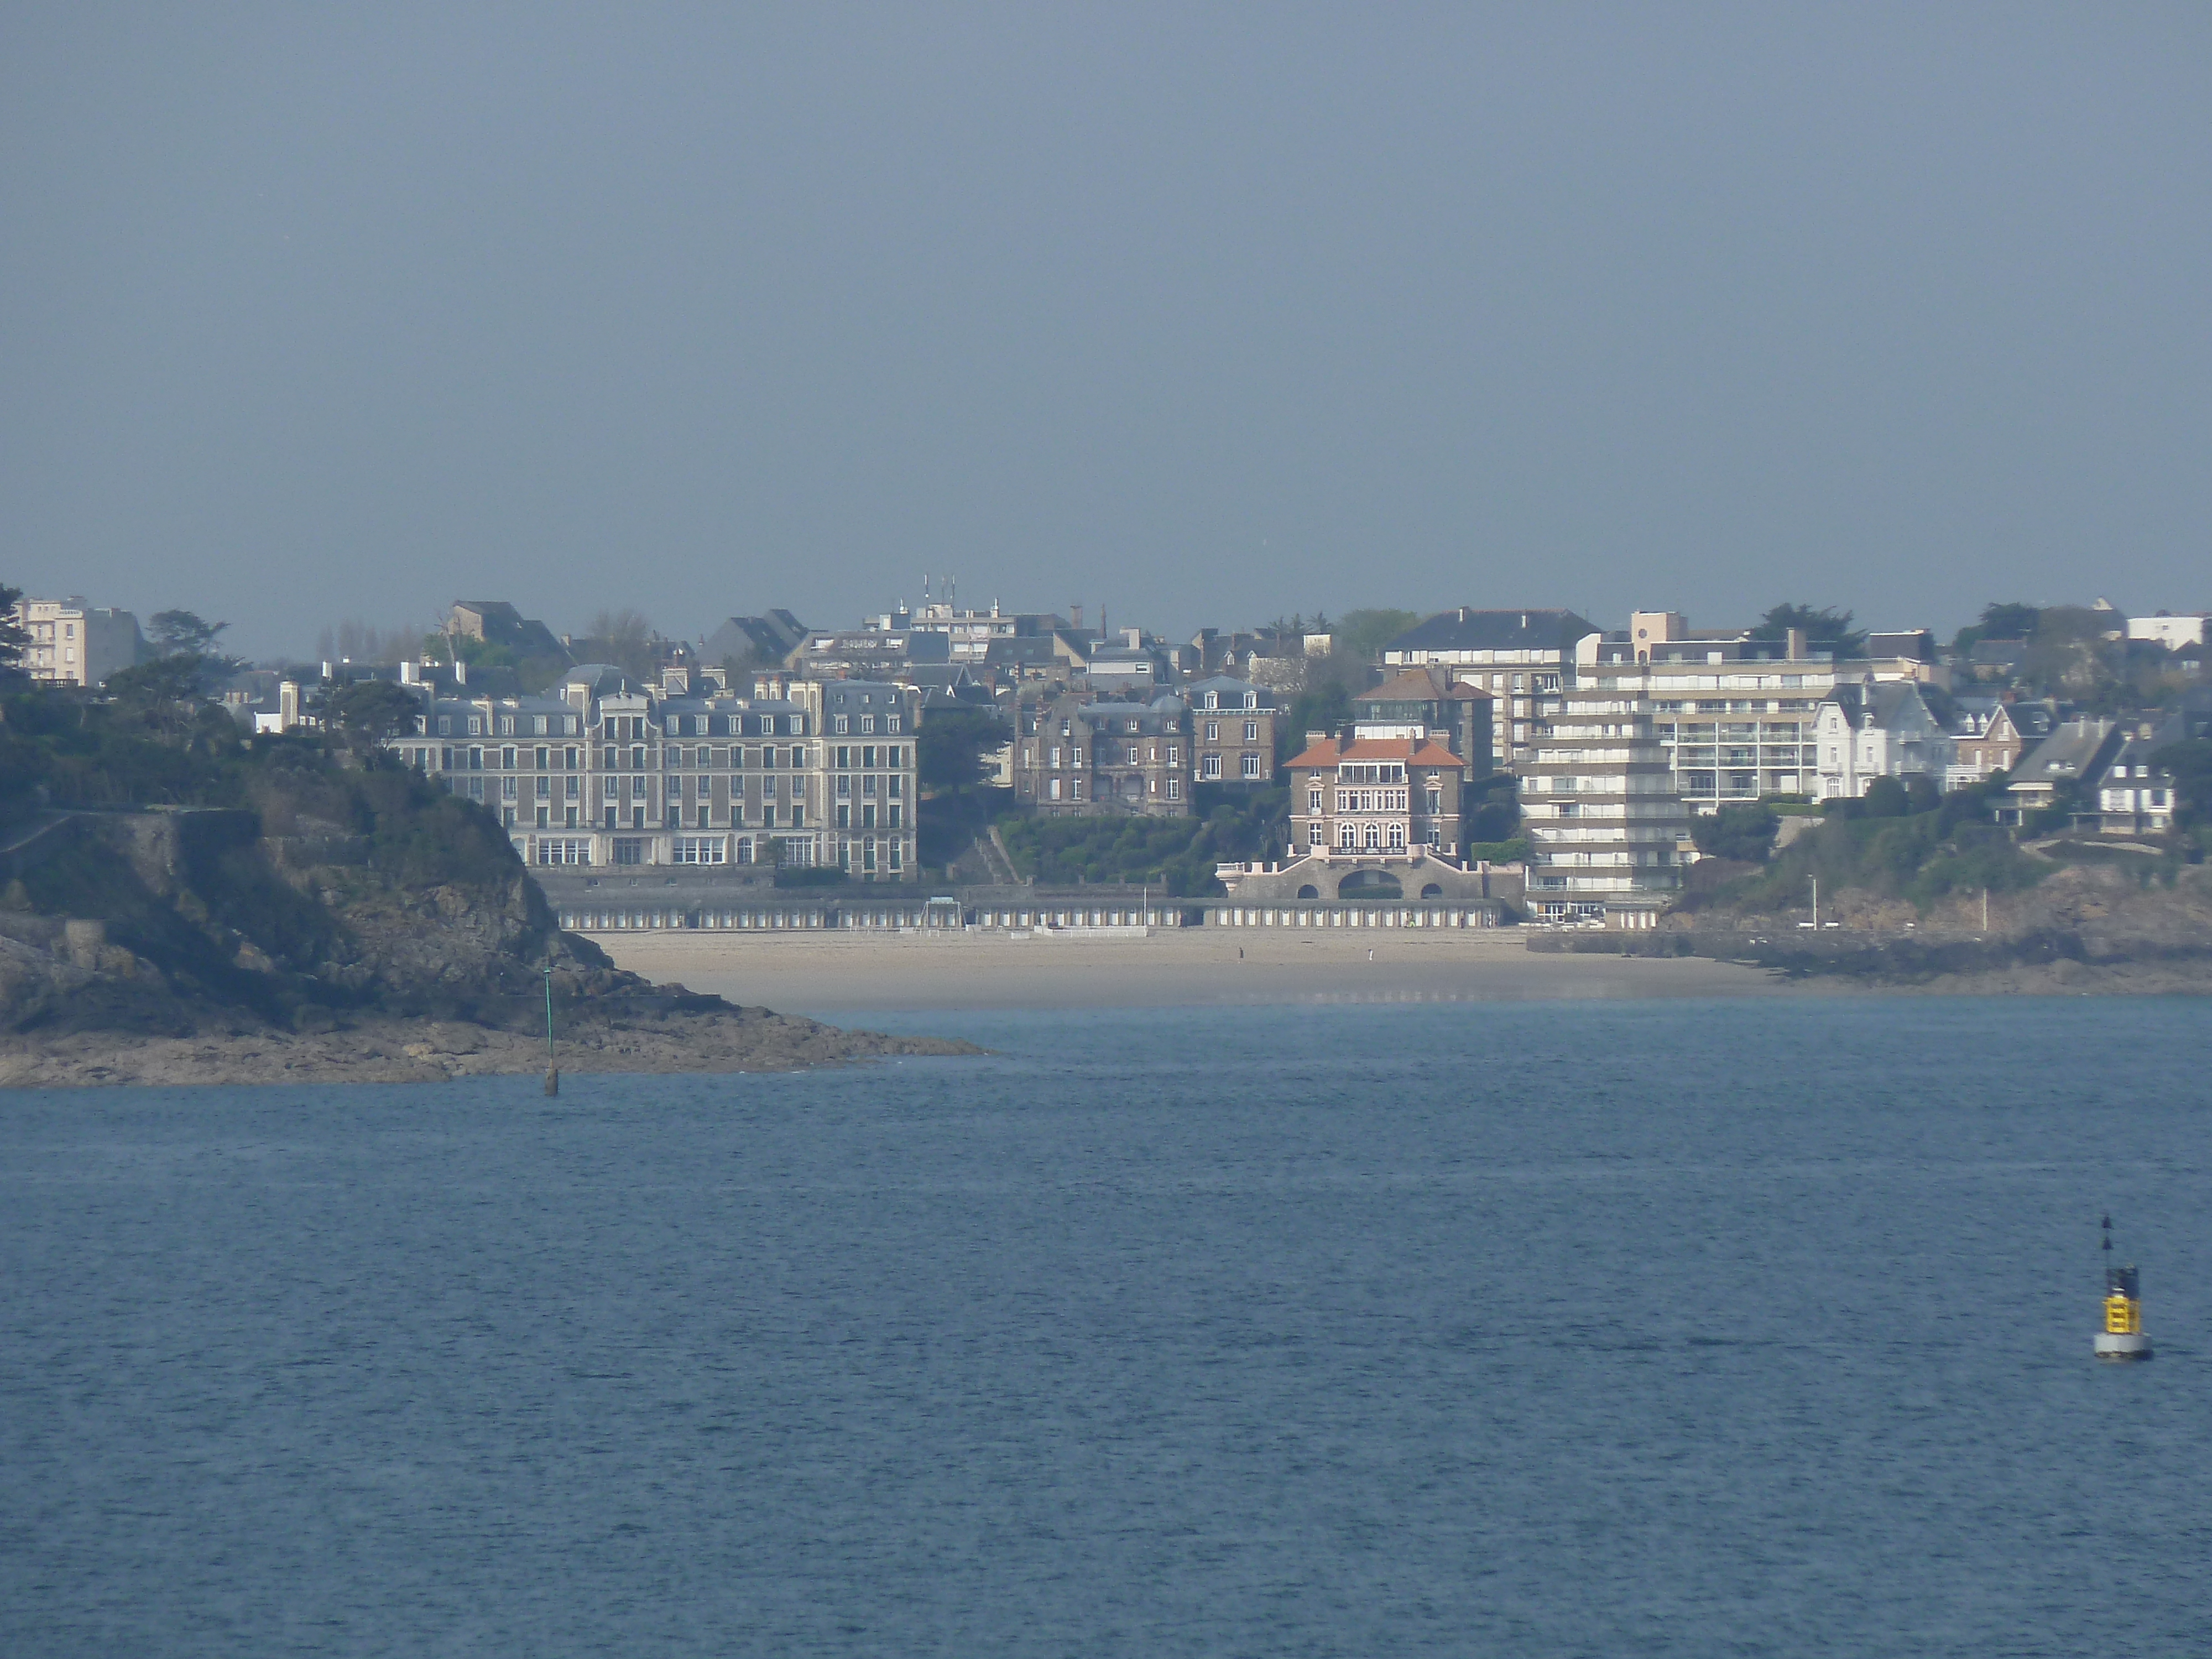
[1812,679,1948,801]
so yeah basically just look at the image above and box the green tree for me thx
[1335,608,1421,661]
[1690,801,1780,862]
[105,654,215,739]
[317,680,421,752]
[1752,603,1866,658]
[149,609,229,656]
[2022,606,2124,702]
[0,582,28,683]
[917,708,1010,794]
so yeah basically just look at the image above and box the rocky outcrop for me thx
[1530,860,2212,993]
[0,791,982,1086]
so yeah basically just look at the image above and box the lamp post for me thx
[1809,874,1819,929]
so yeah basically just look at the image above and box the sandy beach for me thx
[598,928,1800,1013]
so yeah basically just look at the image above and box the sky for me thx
[4,5,2209,661]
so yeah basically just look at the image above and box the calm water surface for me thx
[4,998,2209,1656]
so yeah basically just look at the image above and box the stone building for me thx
[382,666,917,879]
[1379,608,1595,772]
[1010,691,1193,816]
[1350,669,1494,771]
[1185,676,1277,787]
[1284,733,1468,857]
[1209,849,1511,931]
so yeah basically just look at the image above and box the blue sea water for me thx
[3,996,2209,1657]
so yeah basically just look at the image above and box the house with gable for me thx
[1811,679,1949,802]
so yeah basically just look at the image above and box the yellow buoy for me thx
[2094,1214,2151,1362]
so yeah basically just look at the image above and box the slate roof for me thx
[1383,608,1597,657]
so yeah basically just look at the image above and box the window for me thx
[437,717,451,736]
[673,837,726,864]
[1166,779,1180,801]
[1244,721,1259,742]
[886,716,901,734]
[1241,753,1262,779]
[860,715,875,734]
[1165,746,1178,764]
[1308,786,1323,811]
[1202,754,1221,779]
[1071,748,1084,766]
[836,715,849,733]
[1205,721,1220,742]
[1308,822,1324,846]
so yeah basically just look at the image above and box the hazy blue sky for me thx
[5,6,2208,659]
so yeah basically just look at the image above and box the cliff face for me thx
[0,766,739,1041]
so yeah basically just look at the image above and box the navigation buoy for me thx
[2095,1214,2151,1362]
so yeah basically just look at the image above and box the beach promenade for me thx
[598,929,1798,1013]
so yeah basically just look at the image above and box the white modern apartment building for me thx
[1518,687,1692,927]
[382,666,918,880]
[1575,613,1947,810]
[12,596,143,687]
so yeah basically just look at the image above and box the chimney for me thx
[1786,627,1808,659]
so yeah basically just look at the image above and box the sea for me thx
[3,997,2208,1657]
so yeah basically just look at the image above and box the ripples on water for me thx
[3,998,2208,1656]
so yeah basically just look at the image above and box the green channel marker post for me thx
[543,965,559,1095]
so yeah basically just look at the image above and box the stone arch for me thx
[1421,883,1444,899]
[1296,884,1320,900]
[1337,869,1402,900]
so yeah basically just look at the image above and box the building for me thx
[901,599,1068,663]
[1993,719,2122,826]
[1811,679,1949,802]
[1945,697,2061,789]
[1578,614,1962,810]
[1011,691,1192,816]
[703,611,808,669]
[2084,718,2181,836]
[1284,732,1468,856]
[445,601,571,665]
[795,610,954,680]
[2127,613,2208,650]
[1185,676,1278,787]
[1517,687,1691,926]
[13,597,143,687]
[1207,850,1511,931]
[1380,608,1597,771]
[382,666,917,879]
[1083,634,1170,696]
[1350,668,1494,771]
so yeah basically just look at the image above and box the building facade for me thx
[1518,688,1691,925]
[1185,676,1278,786]
[1810,680,1949,802]
[1380,608,1595,771]
[1350,668,1494,771]
[1011,691,1193,816]
[382,667,917,879]
[1284,733,1468,855]
[13,597,142,687]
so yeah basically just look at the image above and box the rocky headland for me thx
[0,775,979,1088]
[1531,855,2212,994]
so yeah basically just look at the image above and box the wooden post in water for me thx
[542,965,559,1095]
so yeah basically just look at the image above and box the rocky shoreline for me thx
[0,1003,982,1089]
